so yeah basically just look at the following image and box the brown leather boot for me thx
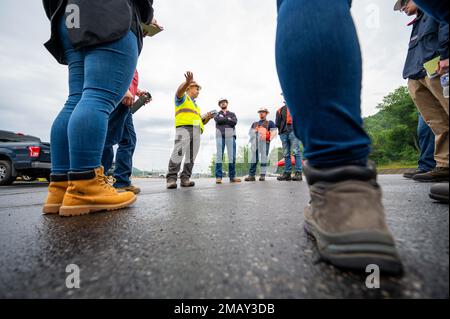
[42,174,68,214]
[59,167,136,217]
[413,167,449,183]
[180,178,195,187]
[303,163,403,274]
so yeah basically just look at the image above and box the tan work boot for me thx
[116,184,141,195]
[216,178,223,184]
[59,167,136,217]
[230,178,241,183]
[303,163,403,274]
[42,174,68,214]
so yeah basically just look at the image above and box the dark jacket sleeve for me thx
[275,109,282,131]
[42,0,59,19]
[438,21,449,60]
[227,112,238,127]
[134,0,154,24]
[214,114,227,125]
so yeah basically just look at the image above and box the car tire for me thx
[0,160,15,186]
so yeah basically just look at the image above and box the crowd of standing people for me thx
[41,0,448,275]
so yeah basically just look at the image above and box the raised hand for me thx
[184,71,194,84]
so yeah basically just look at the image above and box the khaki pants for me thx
[408,77,449,168]
[167,126,201,181]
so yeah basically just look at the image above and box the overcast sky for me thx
[0,1,414,173]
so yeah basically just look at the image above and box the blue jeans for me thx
[50,17,138,173]
[249,140,271,176]
[102,104,137,187]
[414,0,449,23]
[215,136,237,179]
[280,131,303,173]
[417,115,436,172]
[275,0,371,168]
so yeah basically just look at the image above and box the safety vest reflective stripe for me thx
[175,94,205,133]
[175,108,201,117]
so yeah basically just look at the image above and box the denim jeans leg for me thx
[280,133,292,173]
[114,110,136,187]
[249,143,259,177]
[226,137,237,179]
[215,136,225,178]
[260,142,270,175]
[417,115,436,172]
[50,18,85,174]
[276,0,371,169]
[102,103,130,173]
[66,28,138,171]
[290,131,303,172]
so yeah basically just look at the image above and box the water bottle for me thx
[441,73,449,99]
[131,92,152,114]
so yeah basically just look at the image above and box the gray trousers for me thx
[167,126,201,181]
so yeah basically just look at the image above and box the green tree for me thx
[364,86,419,165]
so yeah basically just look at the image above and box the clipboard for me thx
[141,23,163,37]
[423,56,440,78]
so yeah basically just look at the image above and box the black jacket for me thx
[403,12,449,80]
[43,0,154,64]
[214,111,238,137]
[275,105,292,134]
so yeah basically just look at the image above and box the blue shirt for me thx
[175,94,197,107]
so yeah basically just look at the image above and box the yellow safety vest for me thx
[175,94,204,133]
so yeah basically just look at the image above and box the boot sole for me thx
[429,193,449,203]
[413,177,449,183]
[59,196,137,217]
[304,210,403,275]
[42,204,61,214]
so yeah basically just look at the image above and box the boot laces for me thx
[98,174,117,191]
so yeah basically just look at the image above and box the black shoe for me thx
[292,171,303,181]
[245,176,256,182]
[413,167,449,183]
[277,172,292,181]
[403,169,426,179]
[429,183,449,203]
[259,175,266,182]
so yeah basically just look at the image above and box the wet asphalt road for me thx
[0,176,448,299]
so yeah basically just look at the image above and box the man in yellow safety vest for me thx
[166,71,214,189]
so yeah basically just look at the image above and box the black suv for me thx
[0,130,51,185]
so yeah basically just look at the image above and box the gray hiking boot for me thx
[166,180,178,189]
[180,178,195,188]
[303,162,403,274]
